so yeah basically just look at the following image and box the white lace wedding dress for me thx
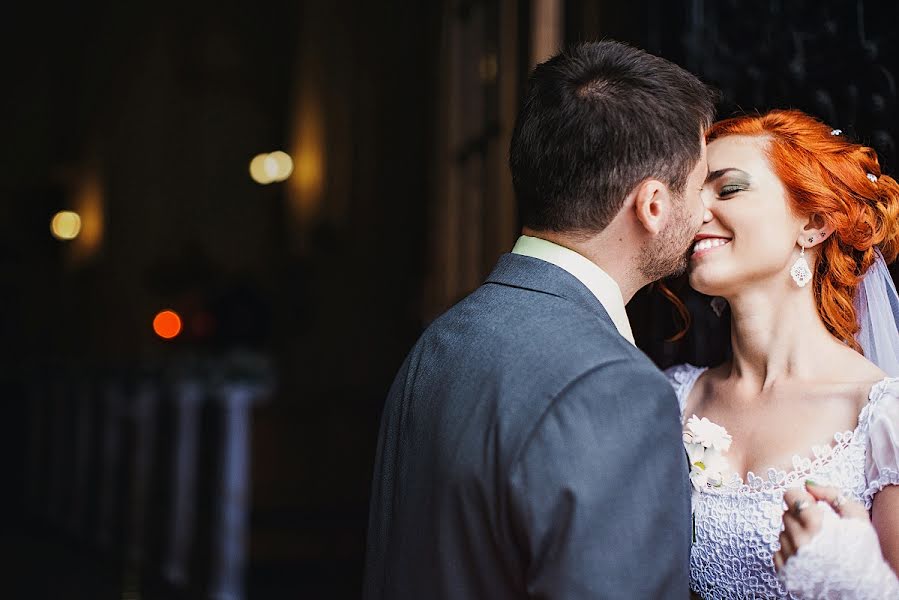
[666,364,899,599]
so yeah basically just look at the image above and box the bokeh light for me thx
[69,169,104,262]
[268,151,294,181]
[153,310,183,340]
[249,150,294,184]
[263,154,280,181]
[50,210,82,240]
[249,153,274,184]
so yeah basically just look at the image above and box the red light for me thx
[153,310,182,340]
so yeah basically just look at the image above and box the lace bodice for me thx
[666,364,899,600]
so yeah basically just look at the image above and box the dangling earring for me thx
[790,244,813,287]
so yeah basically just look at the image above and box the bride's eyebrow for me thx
[705,168,750,184]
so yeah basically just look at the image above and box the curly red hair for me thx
[673,109,899,351]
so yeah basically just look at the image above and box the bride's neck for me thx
[726,283,838,390]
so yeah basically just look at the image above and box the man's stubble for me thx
[637,195,699,281]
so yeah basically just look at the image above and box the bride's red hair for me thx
[670,109,899,351]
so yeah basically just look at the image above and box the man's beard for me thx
[638,199,697,281]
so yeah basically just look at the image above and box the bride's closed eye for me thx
[705,167,752,199]
[718,184,746,197]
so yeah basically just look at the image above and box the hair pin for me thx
[830,129,842,136]
[867,173,879,183]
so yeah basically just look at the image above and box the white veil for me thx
[854,247,899,376]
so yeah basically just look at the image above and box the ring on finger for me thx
[792,499,811,515]
[832,492,849,510]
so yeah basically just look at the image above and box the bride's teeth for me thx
[693,238,730,253]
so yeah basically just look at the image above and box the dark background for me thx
[2,1,896,598]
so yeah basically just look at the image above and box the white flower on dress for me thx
[684,415,733,452]
[700,448,730,486]
[683,415,733,493]
[683,414,735,543]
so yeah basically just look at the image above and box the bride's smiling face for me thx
[689,134,809,296]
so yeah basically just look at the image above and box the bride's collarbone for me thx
[687,379,876,480]
[689,367,876,414]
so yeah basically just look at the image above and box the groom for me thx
[364,41,716,599]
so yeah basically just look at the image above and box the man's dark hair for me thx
[510,40,717,234]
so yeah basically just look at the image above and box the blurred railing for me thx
[24,352,273,600]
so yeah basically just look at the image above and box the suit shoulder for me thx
[558,358,676,406]
[509,359,682,470]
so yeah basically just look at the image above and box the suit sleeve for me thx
[507,361,692,599]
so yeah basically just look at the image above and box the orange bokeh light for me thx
[153,310,182,340]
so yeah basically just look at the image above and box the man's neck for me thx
[520,227,644,302]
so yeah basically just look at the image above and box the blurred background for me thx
[3,0,897,598]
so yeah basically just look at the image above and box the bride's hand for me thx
[773,481,868,571]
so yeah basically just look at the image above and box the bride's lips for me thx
[691,234,732,259]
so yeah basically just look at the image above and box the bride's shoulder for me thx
[869,376,899,409]
[863,376,899,505]
[662,363,708,399]
[663,363,702,385]
[859,377,899,440]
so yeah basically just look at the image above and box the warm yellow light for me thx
[249,153,274,184]
[479,53,498,82]
[268,151,294,181]
[263,154,280,180]
[295,150,322,191]
[249,150,294,185]
[51,211,82,240]
[287,89,325,225]
[70,169,104,261]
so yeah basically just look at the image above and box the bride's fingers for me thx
[782,488,822,531]
[804,482,868,521]
[782,510,815,548]
[773,549,785,571]
[778,527,796,561]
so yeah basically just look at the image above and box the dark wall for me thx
[2,1,442,598]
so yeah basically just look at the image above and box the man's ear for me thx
[632,179,671,236]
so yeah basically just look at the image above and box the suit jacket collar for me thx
[511,236,635,344]
[485,253,620,332]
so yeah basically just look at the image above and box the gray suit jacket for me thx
[364,253,691,599]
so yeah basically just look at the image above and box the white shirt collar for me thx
[511,235,635,345]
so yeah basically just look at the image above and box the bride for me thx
[665,109,899,598]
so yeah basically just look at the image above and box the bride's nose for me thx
[701,189,714,222]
